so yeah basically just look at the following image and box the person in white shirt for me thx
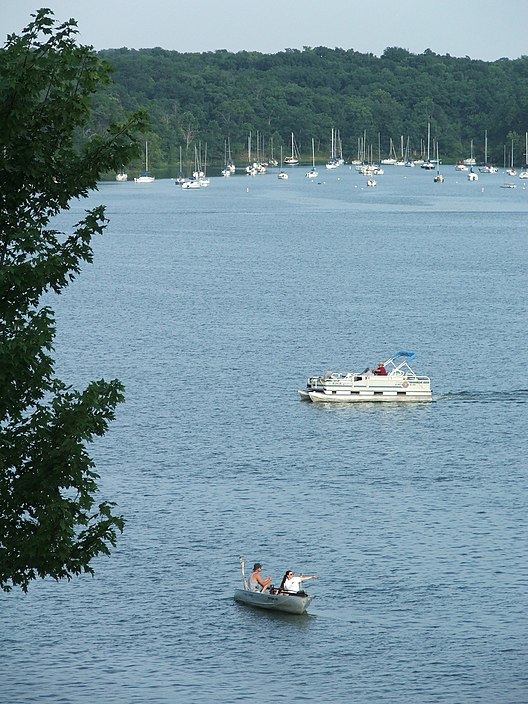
[279,569,317,594]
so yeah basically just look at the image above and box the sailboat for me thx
[134,142,155,183]
[306,138,318,178]
[519,132,528,179]
[221,139,232,177]
[115,167,128,182]
[176,145,185,184]
[506,139,517,176]
[284,132,299,165]
[501,143,516,188]
[278,146,288,180]
[181,145,202,189]
[421,122,435,170]
[197,143,210,187]
[373,133,384,174]
[479,130,498,173]
[326,127,343,169]
[245,133,258,175]
[433,142,444,182]
[463,140,476,166]
[457,140,473,171]
[381,137,398,165]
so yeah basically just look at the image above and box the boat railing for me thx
[271,588,309,597]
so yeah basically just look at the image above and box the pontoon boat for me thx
[299,351,432,403]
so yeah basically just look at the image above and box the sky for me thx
[1,0,527,62]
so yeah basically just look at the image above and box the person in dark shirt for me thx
[374,362,388,376]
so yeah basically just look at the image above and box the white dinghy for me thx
[234,558,315,615]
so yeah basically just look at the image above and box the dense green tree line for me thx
[93,46,528,170]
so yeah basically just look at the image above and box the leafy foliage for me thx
[0,9,147,591]
[94,46,528,167]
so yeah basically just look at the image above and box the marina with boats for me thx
[119,127,528,186]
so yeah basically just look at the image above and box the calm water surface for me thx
[2,166,527,703]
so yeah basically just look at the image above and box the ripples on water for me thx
[2,168,527,702]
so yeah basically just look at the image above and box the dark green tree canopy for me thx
[0,9,147,592]
[93,45,528,167]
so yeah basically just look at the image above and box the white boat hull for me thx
[234,589,313,614]
[306,388,432,403]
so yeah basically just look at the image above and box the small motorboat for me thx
[234,558,314,615]
[299,351,432,403]
[181,179,201,189]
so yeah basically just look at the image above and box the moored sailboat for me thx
[433,142,444,182]
[479,130,498,173]
[277,146,288,180]
[305,138,318,178]
[284,131,299,165]
[134,142,155,183]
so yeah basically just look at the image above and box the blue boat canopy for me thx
[393,351,416,362]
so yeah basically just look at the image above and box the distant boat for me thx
[245,132,266,174]
[181,179,201,190]
[479,130,498,173]
[284,131,299,165]
[463,140,476,166]
[421,122,436,170]
[182,145,205,189]
[176,145,186,184]
[381,137,397,165]
[506,139,517,176]
[221,138,235,176]
[519,132,528,179]
[115,168,128,182]
[433,143,444,182]
[305,138,318,178]
[501,142,517,188]
[326,127,344,169]
[278,146,289,180]
[134,142,155,183]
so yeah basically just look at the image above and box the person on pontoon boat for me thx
[374,361,388,376]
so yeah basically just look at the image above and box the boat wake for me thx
[436,390,528,404]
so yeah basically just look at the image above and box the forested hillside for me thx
[92,46,528,169]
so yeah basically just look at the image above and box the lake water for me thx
[2,165,527,703]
